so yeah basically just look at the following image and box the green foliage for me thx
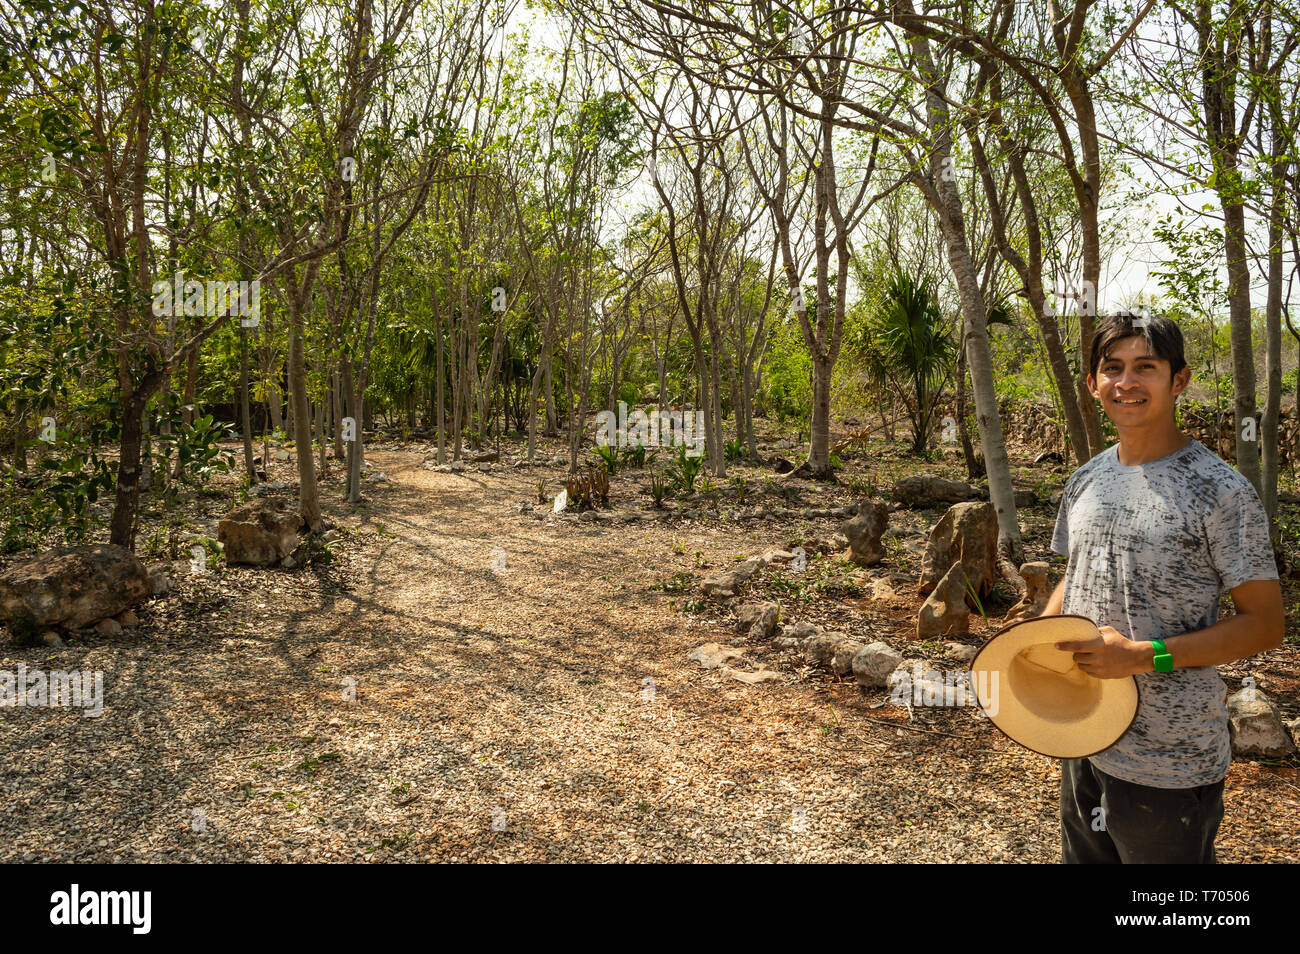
[855,270,956,455]
[163,411,235,485]
[46,451,115,542]
[620,443,652,468]
[651,570,695,592]
[189,536,224,571]
[139,515,189,562]
[593,442,620,475]
[666,442,705,493]
[724,438,745,462]
[762,312,813,427]
[844,472,878,499]
[759,556,862,600]
[648,466,669,507]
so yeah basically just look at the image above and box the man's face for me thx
[1087,334,1191,427]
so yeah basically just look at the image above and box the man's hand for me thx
[1055,626,1152,679]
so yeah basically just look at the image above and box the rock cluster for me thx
[0,544,158,639]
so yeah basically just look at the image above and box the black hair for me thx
[1088,311,1187,381]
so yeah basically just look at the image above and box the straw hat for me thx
[969,614,1139,759]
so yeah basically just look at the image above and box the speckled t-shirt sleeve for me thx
[1202,482,1279,591]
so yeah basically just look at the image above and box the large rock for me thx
[842,500,889,567]
[1003,561,1051,624]
[1227,688,1298,758]
[892,475,979,509]
[0,544,151,631]
[852,641,903,688]
[918,501,998,598]
[917,563,971,639]
[736,601,779,638]
[218,498,304,566]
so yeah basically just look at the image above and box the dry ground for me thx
[1,440,1297,862]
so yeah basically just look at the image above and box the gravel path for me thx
[2,446,1296,862]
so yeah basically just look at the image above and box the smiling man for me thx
[1041,311,1283,864]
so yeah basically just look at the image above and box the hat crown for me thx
[1008,643,1102,723]
[969,614,1138,758]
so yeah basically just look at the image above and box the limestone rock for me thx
[842,500,889,567]
[94,617,122,637]
[831,639,865,677]
[1227,688,1298,758]
[868,576,899,601]
[803,632,845,669]
[1003,561,1051,624]
[727,668,781,685]
[700,556,766,600]
[147,565,170,597]
[917,563,971,639]
[942,641,978,665]
[688,643,747,670]
[735,601,779,639]
[218,498,303,566]
[892,475,979,509]
[851,641,903,688]
[775,620,822,650]
[918,501,998,598]
[0,544,150,630]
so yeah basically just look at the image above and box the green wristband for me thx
[1150,639,1173,673]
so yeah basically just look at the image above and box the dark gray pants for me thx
[1060,757,1225,864]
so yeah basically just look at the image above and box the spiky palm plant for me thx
[861,270,957,455]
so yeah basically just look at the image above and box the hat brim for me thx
[969,614,1138,759]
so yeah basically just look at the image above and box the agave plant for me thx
[667,441,705,494]
[593,442,619,475]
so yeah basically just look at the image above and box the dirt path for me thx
[3,447,1296,862]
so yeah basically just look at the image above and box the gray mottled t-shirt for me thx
[1051,437,1278,788]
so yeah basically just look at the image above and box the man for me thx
[1042,311,1283,864]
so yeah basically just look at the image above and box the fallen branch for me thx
[858,715,971,740]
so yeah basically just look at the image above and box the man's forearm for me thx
[1045,573,1282,677]
[1042,578,1065,616]
[1150,611,1282,671]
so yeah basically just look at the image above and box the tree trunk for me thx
[286,287,322,532]
[436,309,447,464]
[1261,105,1286,526]
[1223,198,1261,491]
[109,393,145,548]
[332,367,345,460]
[955,334,981,479]
[907,16,1022,559]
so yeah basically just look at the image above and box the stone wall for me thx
[994,398,1299,466]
